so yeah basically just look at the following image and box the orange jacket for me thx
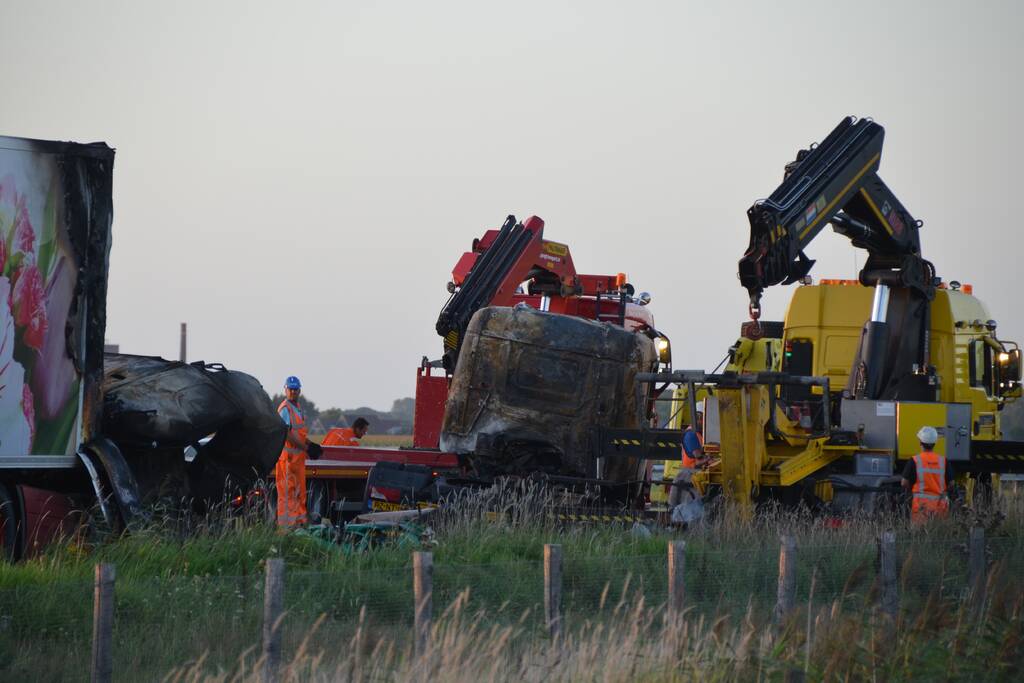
[911,450,949,522]
[322,427,361,447]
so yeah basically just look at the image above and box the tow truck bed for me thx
[306,446,459,480]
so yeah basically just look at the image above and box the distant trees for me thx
[391,397,415,421]
[1002,399,1024,441]
[271,393,415,433]
[319,407,344,427]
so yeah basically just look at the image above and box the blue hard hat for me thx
[285,376,302,389]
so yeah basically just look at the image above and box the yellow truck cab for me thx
[650,117,1023,513]
[784,280,1019,455]
[658,279,1022,512]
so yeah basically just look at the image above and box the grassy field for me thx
[309,434,413,448]
[356,434,413,448]
[1,487,1023,681]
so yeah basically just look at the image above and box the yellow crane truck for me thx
[643,117,1021,514]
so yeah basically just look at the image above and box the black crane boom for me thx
[738,117,939,401]
[739,116,932,317]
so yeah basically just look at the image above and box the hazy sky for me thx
[2,0,1021,410]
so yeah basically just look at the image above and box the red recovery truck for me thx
[304,215,664,520]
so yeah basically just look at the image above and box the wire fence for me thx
[1,528,1023,682]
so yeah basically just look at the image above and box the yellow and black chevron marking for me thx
[484,510,644,524]
[546,512,647,524]
[974,454,1024,461]
[610,439,679,449]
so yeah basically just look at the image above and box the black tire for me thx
[0,483,21,562]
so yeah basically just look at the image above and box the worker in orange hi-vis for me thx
[275,376,311,528]
[321,417,370,447]
[901,426,954,524]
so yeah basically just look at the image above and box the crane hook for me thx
[748,297,762,337]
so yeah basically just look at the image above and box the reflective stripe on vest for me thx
[682,428,705,469]
[913,452,946,495]
[279,400,307,455]
[912,451,948,516]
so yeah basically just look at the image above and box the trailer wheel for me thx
[0,484,20,562]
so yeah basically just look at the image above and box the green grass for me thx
[1,487,1023,681]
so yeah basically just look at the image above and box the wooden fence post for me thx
[544,544,562,638]
[91,563,116,683]
[774,535,796,627]
[878,530,898,619]
[968,526,986,610]
[262,558,285,683]
[413,551,433,656]
[668,541,686,616]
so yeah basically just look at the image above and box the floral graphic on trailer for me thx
[0,158,82,456]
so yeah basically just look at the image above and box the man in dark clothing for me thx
[669,412,705,507]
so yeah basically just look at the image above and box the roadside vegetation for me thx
[1,485,1023,681]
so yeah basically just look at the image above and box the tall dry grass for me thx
[4,481,1024,681]
[157,486,1024,682]
[164,564,1024,682]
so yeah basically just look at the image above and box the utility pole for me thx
[179,323,187,363]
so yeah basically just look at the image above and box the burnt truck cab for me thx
[306,215,672,519]
[441,305,658,494]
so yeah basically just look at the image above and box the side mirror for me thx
[997,348,1022,396]
[636,291,652,306]
[655,336,671,364]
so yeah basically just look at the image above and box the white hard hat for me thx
[917,425,938,444]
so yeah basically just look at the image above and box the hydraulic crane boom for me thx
[435,215,553,371]
[740,116,934,314]
[435,214,641,372]
[738,117,939,401]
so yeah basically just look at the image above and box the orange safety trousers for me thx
[911,450,949,524]
[276,400,308,528]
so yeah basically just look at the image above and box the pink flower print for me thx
[32,256,76,419]
[13,199,34,257]
[0,275,32,454]
[12,265,47,350]
[22,383,35,443]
